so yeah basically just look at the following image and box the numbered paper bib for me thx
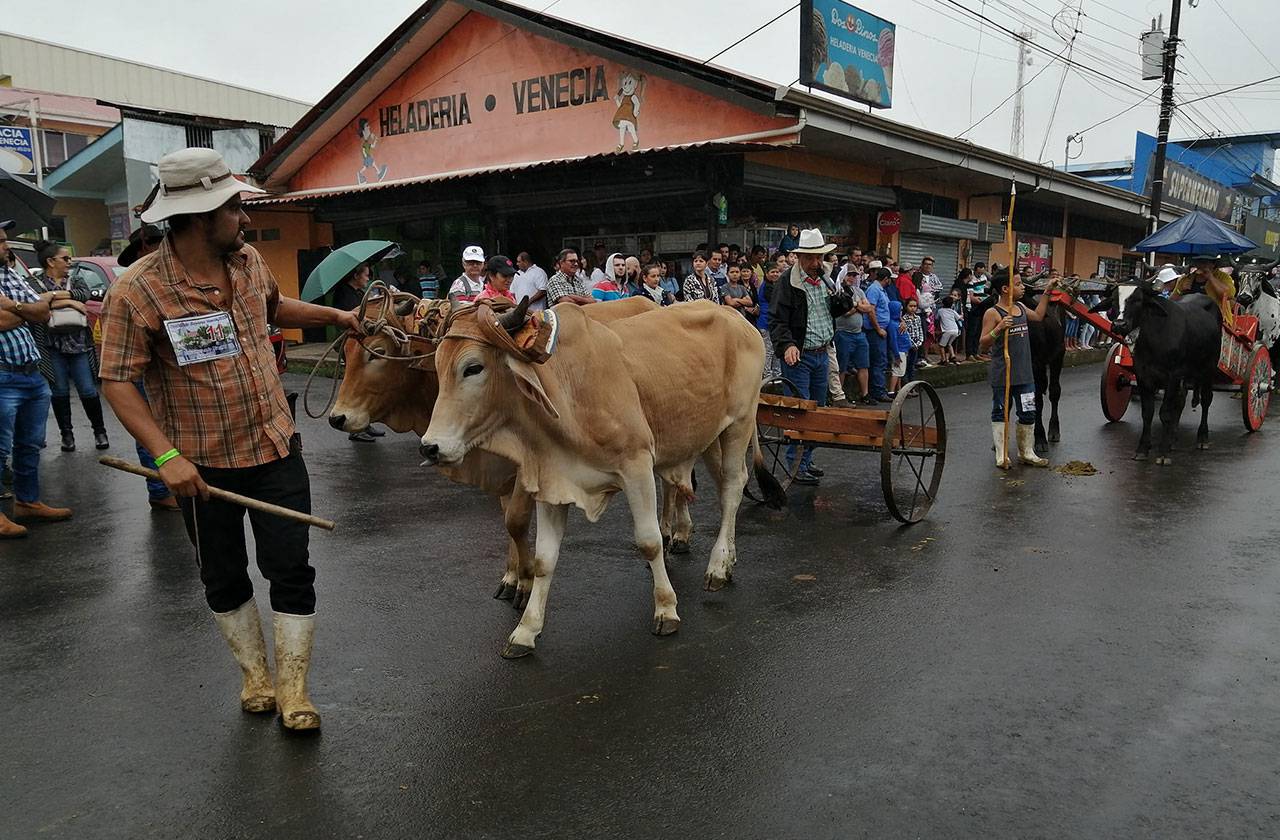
[164,312,242,367]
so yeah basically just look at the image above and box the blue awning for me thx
[1133,209,1258,254]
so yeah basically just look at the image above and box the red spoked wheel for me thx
[1100,341,1134,423]
[1241,346,1273,432]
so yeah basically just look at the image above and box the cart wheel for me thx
[1241,346,1272,432]
[744,377,802,503]
[1100,341,1133,423]
[881,380,946,524]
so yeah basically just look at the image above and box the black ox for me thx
[1112,283,1221,464]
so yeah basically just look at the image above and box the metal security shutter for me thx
[898,234,958,285]
[971,243,991,270]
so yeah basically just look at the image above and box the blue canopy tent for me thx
[1133,209,1258,255]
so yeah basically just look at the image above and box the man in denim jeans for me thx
[0,221,73,538]
[768,229,852,485]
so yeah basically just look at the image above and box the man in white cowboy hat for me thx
[98,148,360,732]
[767,228,854,484]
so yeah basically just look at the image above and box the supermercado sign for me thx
[289,13,798,192]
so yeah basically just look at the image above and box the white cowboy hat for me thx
[789,228,837,255]
[140,148,264,223]
[1155,266,1179,285]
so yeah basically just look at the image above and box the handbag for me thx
[48,305,89,334]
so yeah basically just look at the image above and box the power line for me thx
[1181,74,1280,106]
[956,41,1070,142]
[702,2,798,65]
[1209,0,1279,76]
[1037,2,1082,162]
[933,0,1150,97]
[1068,84,1159,141]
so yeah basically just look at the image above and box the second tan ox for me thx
[420,299,784,658]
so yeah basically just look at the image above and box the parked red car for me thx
[71,256,288,373]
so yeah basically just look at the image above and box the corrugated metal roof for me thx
[0,86,119,125]
[0,32,310,127]
[247,139,795,205]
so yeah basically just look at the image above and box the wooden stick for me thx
[98,456,337,532]
[1003,183,1018,466]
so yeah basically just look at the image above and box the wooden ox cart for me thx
[746,379,946,524]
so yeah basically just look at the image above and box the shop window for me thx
[41,130,67,167]
[185,125,214,149]
[243,230,259,242]
[260,228,280,241]
[47,216,67,241]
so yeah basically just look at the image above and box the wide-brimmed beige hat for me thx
[140,148,264,223]
[789,228,837,254]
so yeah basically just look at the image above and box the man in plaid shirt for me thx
[99,149,359,732]
[0,220,74,538]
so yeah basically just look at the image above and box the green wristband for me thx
[154,449,181,468]
[989,329,999,340]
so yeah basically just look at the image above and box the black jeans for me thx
[178,451,316,614]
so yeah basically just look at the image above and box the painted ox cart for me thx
[1052,289,1274,431]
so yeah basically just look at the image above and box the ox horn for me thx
[496,296,531,334]
[395,298,416,317]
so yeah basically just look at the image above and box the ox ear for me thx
[506,356,559,419]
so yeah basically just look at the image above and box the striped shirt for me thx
[0,265,42,365]
[97,238,295,469]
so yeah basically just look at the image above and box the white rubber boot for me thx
[1017,424,1050,467]
[273,612,321,731]
[992,422,1011,470]
[212,599,276,713]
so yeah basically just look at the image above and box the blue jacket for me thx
[888,300,904,354]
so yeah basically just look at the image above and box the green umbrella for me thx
[301,240,399,301]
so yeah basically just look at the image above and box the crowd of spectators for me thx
[400,233,1105,410]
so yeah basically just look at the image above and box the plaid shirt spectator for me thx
[97,238,295,469]
[682,273,720,303]
[902,311,925,348]
[0,264,42,365]
[546,270,590,306]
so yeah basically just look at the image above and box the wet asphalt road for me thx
[4,366,1280,839]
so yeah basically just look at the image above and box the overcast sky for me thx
[5,0,1277,169]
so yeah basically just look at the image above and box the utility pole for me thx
[1010,30,1033,159]
[1146,0,1182,248]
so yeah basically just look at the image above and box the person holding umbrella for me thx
[330,263,386,443]
[98,148,360,731]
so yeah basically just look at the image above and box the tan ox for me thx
[328,294,695,606]
[420,299,784,658]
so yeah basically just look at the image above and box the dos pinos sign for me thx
[801,0,895,109]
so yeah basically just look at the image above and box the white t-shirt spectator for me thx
[512,263,549,312]
[936,306,962,334]
[590,267,607,287]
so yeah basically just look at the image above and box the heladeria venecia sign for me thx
[801,0,895,109]
[288,13,799,193]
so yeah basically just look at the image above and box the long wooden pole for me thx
[1002,182,1018,466]
[99,456,337,532]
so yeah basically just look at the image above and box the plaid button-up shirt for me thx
[97,238,294,469]
[0,264,42,366]
[546,270,589,306]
